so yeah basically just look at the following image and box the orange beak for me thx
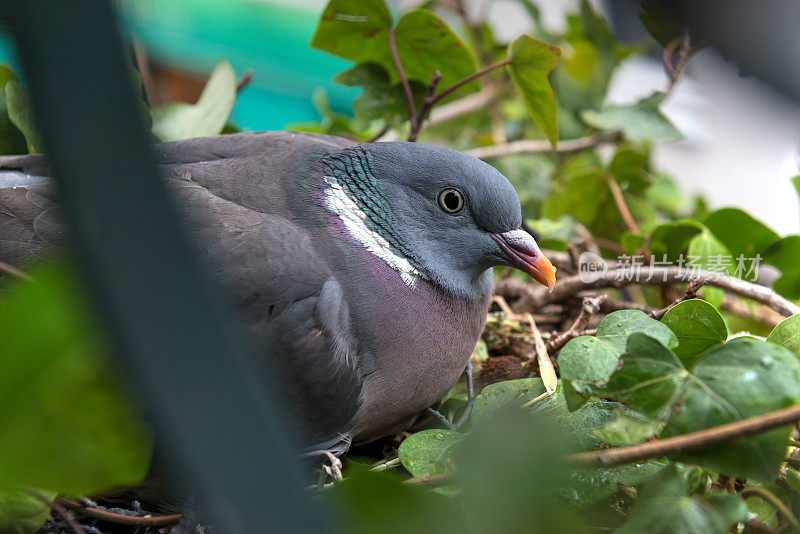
[490,229,556,292]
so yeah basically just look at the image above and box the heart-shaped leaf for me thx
[661,299,728,367]
[581,92,681,143]
[398,429,463,477]
[767,313,800,358]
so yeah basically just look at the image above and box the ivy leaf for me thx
[618,465,748,534]
[5,81,44,154]
[594,413,662,445]
[542,169,607,226]
[334,63,421,123]
[662,337,800,480]
[581,92,681,143]
[310,0,393,68]
[151,59,236,142]
[703,208,779,273]
[558,336,618,410]
[596,310,678,355]
[0,65,27,155]
[472,377,550,421]
[763,235,800,300]
[397,429,463,477]
[0,261,152,495]
[767,313,800,358]
[649,220,704,261]
[662,299,728,367]
[638,2,682,47]
[506,35,561,146]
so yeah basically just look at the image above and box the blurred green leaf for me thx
[767,313,800,359]
[703,208,778,273]
[594,413,662,445]
[581,92,681,143]
[649,219,704,261]
[472,377,549,420]
[525,215,574,251]
[638,2,682,47]
[0,489,55,534]
[687,227,732,308]
[0,65,27,155]
[5,81,44,154]
[793,174,800,199]
[661,299,728,367]
[646,174,693,216]
[151,59,236,142]
[618,465,747,534]
[542,169,607,226]
[0,261,151,495]
[398,429,463,477]
[506,35,561,146]
[763,235,800,300]
[596,310,678,355]
[334,63,421,123]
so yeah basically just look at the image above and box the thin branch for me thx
[430,59,510,106]
[567,404,800,468]
[366,124,390,143]
[740,486,800,532]
[388,27,417,131]
[236,69,254,94]
[466,131,622,160]
[722,295,785,329]
[408,70,442,142]
[28,491,81,534]
[547,295,606,353]
[649,279,703,320]
[743,519,781,534]
[604,174,639,234]
[0,259,31,280]
[57,498,182,528]
[498,267,800,317]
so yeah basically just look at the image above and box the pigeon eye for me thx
[438,188,464,214]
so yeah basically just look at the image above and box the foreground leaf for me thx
[0,489,55,534]
[506,35,561,146]
[618,465,747,534]
[5,81,44,153]
[0,261,151,495]
[0,65,27,155]
[151,59,236,142]
[581,92,681,143]
[397,429,462,477]
[596,310,678,355]
[661,299,727,367]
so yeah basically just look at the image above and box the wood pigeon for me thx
[0,131,555,456]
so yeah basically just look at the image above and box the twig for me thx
[366,124,390,143]
[649,279,704,320]
[664,30,693,95]
[28,492,82,534]
[388,27,417,132]
[57,498,182,528]
[546,295,606,352]
[429,59,511,106]
[498,267,800,317]
[604,174,639,234]
[409,70,442,142]
[741,486,800,532]
[721,296,785,329]
[465,131,622,160]
[0,259,31,280]
[235,69,254,94]
[743,519,781,534]
[567,404,800,469]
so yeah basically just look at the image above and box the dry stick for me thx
[466,131,622,160]
[649,279,704,320]
[388,27,417,132]
[567,404,800,469]
[499,267,800,317]
[28,492,82,534]
[546,294,606,353]
[604,174,639,234]
[57,498,182,528]
[740,486,800,532]
[0,259,31,280]
[235,69,254,94]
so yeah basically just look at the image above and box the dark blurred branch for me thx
[0,259,31,280]
[58,498,181,528]
[388,27,417,132]
[236,69,254,94]
[466,131,622,159]
[408,70,442,142]
[567,404,800,469]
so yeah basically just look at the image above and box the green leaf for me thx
[472,377,549,420]
[607,146,649,194]
[311,0,393,72]
[594,412,662,445]
[596,310,678,355]
[793,175,800,200]
[151,59,236,142]
[638,3,681,47]
[566,457,668,506]
[662,299,728,367]
[334,63,421,123]
[618,465,748,534]
[397,429,463,477]
[763,235,800,300]
[5,81,44,154]
[312,2,478,95]
[558,335,619,410]
[650,219,704,261]
[767,313,800,358]
[581,92,681,143]
[0,261,152,495]
[661,337,800,480]
[0,66,26,155]
[0,489,55,534]
[506,35,561,146]
[541,169,608,226]
[687,228,732,308]
[703,208,779,272]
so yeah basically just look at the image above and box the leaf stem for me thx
[566,404,800,469]
[604,173,640,234]
[430,58,511,107]
[388,27,417,132]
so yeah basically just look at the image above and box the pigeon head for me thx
[317,141,556,299]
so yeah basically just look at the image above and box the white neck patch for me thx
[323,177,421,288]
